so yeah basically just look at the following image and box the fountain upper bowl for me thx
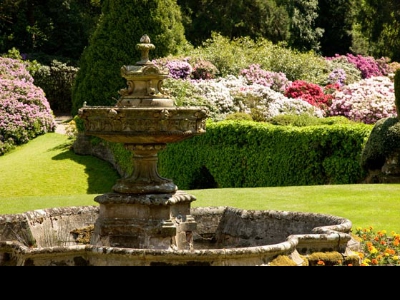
[78,106,209,144]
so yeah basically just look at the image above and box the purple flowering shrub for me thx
[327,76,397,124]
[152,57,192,80]
[0,57,56,155]
[327,68,347,87]
[328,54,387,79]
[325,56,362,86]
[240,64,291,93]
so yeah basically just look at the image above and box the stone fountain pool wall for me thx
[0,205,357,266]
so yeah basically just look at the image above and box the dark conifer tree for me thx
[71,0,187,115]
[316,0,354,57]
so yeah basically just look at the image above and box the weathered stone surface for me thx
[0,205,355,266]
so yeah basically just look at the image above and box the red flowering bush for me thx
[284,80,336,110]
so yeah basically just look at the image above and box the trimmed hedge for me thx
[157,120,373,189]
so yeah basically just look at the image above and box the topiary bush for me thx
[360,117,400,171]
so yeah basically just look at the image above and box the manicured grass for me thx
[189,184,400,233]
[1,132,399,234]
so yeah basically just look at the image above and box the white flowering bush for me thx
[328,76,397,124]
[182,75,324,121]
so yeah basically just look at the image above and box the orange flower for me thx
[317,260,325,266]
[371,258,379,265]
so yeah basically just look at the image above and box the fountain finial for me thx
[117,34,171,107]
[136,34,155,65]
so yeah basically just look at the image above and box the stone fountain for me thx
[77,34,209,251]
[0,35,359,266]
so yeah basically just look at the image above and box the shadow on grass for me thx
[50,141,120,194]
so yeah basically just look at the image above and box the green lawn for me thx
[1,132,399,233]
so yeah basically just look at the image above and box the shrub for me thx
[284,80,333,111]
[360,117,400,171]
[240,64,291,93]
[190,59,219,80]
[71,0,188,116]
[328,76,396,124]
[395,69,400,117]
[344,53,386,79]
[164,59,192,80]
[0,57,56,155]
[32,60,78,113]
[325,55,362,85]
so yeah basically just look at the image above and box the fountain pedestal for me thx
[91,191,197,250]
[78,35,209,250]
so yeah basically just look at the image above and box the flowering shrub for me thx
[240,64,291,93]
[342,53,386,79]
[327,76,397,124]
[165,59,192,79]
[284,80,334,111]
[0,57,56,155]
[388,61,400,74]
[190,77,239,120]
[230,82,324,121]
[325,55,362,86]
[190,59,219,80]
[327,68,346,87]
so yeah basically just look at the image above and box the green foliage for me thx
[177,0,290,47]
[361,117,400,171]
[285,0,323,53]
[395,69,400,117]
[355,0,400,61]
[32,60,78,113]
[0,0,102,65]
[158,120,372,189]
[189,33,330,85]
[267,113,320,126]
[106,142,134,177]
[71,0,187,116]
[266,44,330,85]
[316,0,354,57]
[225,112,254,121]
[267,114,357,127]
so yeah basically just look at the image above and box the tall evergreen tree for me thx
[285,0,324,53]
[316,0,355,57]
[0,0,101,64]
[71,0,187,116]
[178,0,290,47]
[356,0,400,61]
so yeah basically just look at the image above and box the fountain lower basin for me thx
[0,204,355,266]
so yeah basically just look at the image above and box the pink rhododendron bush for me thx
[0,57,56,155]
[327,76,396,124]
